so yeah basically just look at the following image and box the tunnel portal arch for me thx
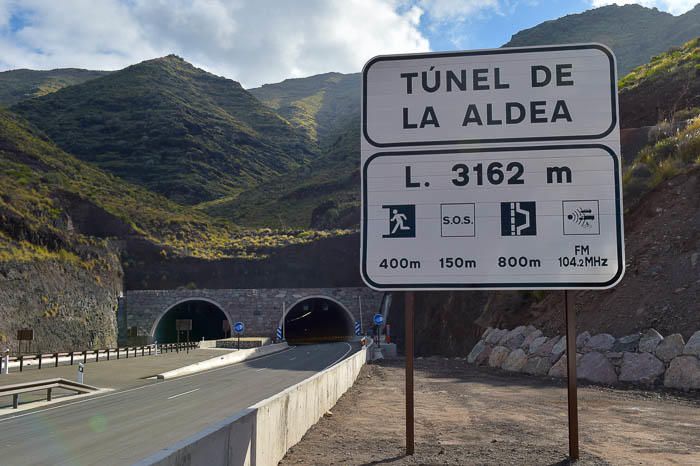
[280,295,356,344]
[151,298,232,344]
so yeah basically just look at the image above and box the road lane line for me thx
[0,346,294,423]
[289,357,296,361]
[255,368,265,372]
[167,388,199,400]
[324,342,353,370]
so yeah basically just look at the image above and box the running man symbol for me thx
[383,204,416,238]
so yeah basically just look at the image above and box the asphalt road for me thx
[0,342,357,466]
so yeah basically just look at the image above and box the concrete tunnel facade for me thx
[119,288,384,344]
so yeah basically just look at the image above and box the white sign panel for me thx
[362,44,617,147]
[361,45,624,290]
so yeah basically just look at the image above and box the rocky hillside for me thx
[249,72,360,148]
[619,37,700,128]
[12,55,316,205]
[0,68,108,107]
[0,109,348,349]
[504,4,700,75]
[205,118,360,229]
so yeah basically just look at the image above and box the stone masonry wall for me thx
[468,326,700,391]
[123,288,384,341]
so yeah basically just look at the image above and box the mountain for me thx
[249,72,360,148]
[619,37,700,128]
[504,4,700,75]
[204,118,359,228]
[0,68,109,107]
[12,55,316,205]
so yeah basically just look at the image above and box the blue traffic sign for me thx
[373,313,384,326]
[354,321,361,336]
[234,322,245,334]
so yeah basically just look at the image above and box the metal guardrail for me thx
[0,378,99,409]
[1,342,198,373]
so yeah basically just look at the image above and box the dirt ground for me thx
[281,358,700,466]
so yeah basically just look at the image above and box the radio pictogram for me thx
[562,200,600,235]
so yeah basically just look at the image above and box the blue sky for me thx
[0,0,696,87]
[418,1,594,51]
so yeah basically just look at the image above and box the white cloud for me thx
[590,0,698,15]
[0,0,430,87]
[419,0,500,21]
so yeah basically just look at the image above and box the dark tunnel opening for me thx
[154,300,229,343]
[284,297,354,344]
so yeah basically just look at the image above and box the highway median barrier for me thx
[155,343,289,380]
[137,343,371,466]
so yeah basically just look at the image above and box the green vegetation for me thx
[0,68,109,107]
[620,38,700,89]
[504,4,700,75]
[12,55,316,205]
[0,109,347,262]
[249,72,359,148]
[623,115,700,206]
[205,118,360,229]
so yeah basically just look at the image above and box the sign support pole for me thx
[405,291,415,455]
[564,290,579,460]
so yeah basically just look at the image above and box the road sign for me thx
[17,329,33,341]
[362,44,617,147]
[354,321,362,336]
[175,319,192,331]
[234,322,244,334]
[361,44,624,290]
[276,326,283,340]
[373,313,384,326]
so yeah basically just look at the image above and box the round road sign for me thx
[234,322,245,334]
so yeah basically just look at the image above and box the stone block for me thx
[503,331,526,350]
[578,352,618,385]
[664,356,700,391]
[486,329,507,345]
[523,356,552,376]
[638,328,663,353]
[655,333,685,362]
[502,349,527,372]
[475,345,492,366]
[584,333,615,352]
[533,336,560,357]
[551,336,567,362]
[619,352,665,385]
[683,330,700,357]
[576,331,591,349]
[548,353,582,379]
[488,346,510,368]
[521,329,543,350]
[529,336,548,354]
[612,333,641,352]
[467,341,486,364]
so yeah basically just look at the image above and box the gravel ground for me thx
[281,357,700,466]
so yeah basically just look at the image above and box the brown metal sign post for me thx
[405,291,415,455]
[564,290,579,460]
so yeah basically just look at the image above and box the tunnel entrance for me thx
[154,300,230,343]
[284,297,354,344]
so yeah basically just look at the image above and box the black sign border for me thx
[361,144,624,290]
[362,44,617,148]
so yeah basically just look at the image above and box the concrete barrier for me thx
[138,344,369,466]
[155,343,289,380]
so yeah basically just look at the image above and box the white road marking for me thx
[167,388,199,400]
[255,368,265,372]
[289,357,296,361]
[0,346,294,423]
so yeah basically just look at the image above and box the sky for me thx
[0,0,697,88]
